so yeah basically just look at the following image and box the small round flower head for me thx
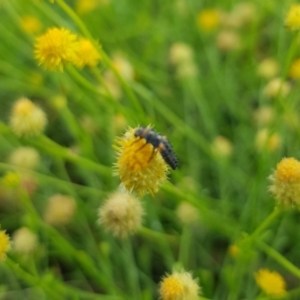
[255,129,281,152]
[20,15,41,34]
[73,38,101,68]
[98,191,144,238]
[289,58,300,79]
[257,58,279,79]
[12,227,38,255]
[263,77,291,98]
[228,244,240,258]
[176,202,200,225]
[285,4,300,31]
[176,61,198,79]
[75,0,99,14]
[0,230,10,261]
[169,43,194,66]
[159,270,200,300]
[10,97,47,137]
[253,106,274,126]
[254,269,286,296]
[44,194,76,226]
[101,70,122,100]
[34,27,78,71]
[232,2,256,26]
[216,30,241,51]
[1,172,21,188]
[114,127,169,196]
[8,147,40,170]
[197,9,220,32]
[211,136,233,157]
[112,53,134,81]
[269,157,300,207]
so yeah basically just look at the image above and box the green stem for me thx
[137,226,177,245]
[249,207,281,241]
[29,135,111,176]
[55,0,145,118]
[257,240,300,280]
[6,257,62,299]
[0,162,106,197]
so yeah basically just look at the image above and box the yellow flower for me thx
[159,270,200,300]
[12,227,38,255]
[176,202,200,225]
[263,77,291,98]
[114,127,168,196]
[228,244,240,258]
[76,0,99,14]
[257,58,279,79]
[8,147,40,170]
[255,269,286,296]
[34,27,78,71]
[211,136,233,157]
[73,38,101,68]
[0,230,10,261]
[269,157,300,207]
[197,9,220,32]
[285,4,300,30]
[289,58,300,79]
[44,194,77,226]
[9,97,47,137]
[2,172,21,188]
[20,16,41,34]
[98,191,144,238]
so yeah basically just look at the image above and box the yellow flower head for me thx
[44,194,77,226]
[76,0,99,14]
[20,15,41,34]
[159,270,200,300]
[176,202,200,225]
[285,4,300,30]
[289,58,300,79]
[197,9,220,32]
[9,147,40,170]
[269,157,300,207]
[255,269,286,296]
[228,244,240,258]
[98,191,144,238]
[257,58,279,79]
[1,172,21,188]
[12,227,38,255]
[73,38,101,68]
[34,27,78,71]
[0,230,10,261]
[9,97,47,137]
[114,127,169,196]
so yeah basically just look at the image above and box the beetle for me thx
[134,127,178,170]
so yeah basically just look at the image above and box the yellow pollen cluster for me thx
[160,276,184,300]
[34,27,78,71]
[285,4,300,30]
[159,271,200,300]
[114,127,168,196]
[197,9,220,32]
[20,16,41,34]
[289,58,300,79]
[269,157,300,207]
[74,38,101,68]
[10,97,47,137]
[255,269,286,296]
[2,172,21,188]
[275,157,300,182]
[0,230,10,261]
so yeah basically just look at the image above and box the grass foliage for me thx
[0,0,300,299]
